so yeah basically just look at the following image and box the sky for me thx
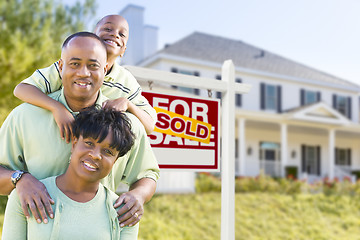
[62,0,360,85]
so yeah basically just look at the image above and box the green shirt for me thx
[21,61,157,122]
[0,88,160,191]
[1,176,139,240]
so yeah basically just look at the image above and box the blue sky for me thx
[62,0,360,85]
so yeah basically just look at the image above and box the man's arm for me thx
[0,166,16,195]
[0,165,54,223]
[114,178,156,227]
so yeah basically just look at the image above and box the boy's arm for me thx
[102,98,155,134]
[14,83,74,143]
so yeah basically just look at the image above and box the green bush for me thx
[0,195,8,212]
[196,172,360,196]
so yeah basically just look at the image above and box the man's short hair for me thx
[62,31,107,54]
[73,107,135,158]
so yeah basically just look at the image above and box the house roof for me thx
[157,32,359,89]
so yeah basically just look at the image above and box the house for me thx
[119,5,360,191]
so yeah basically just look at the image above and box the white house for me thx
[119,5,360,190]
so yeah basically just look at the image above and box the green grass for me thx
[1,193,360,240]
[138,193,360,240]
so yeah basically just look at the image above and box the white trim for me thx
[124,65,251,94]
[328,129,335,179]
[281,124,288,177]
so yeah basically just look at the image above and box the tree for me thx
[0,0,96,122]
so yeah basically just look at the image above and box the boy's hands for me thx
[52,105,74,143]
[102,97,129,112]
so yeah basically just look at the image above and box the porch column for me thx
[328,129,335,180]
[281,123,288,177]
[238,118,246,176]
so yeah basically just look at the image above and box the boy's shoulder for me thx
[105,62,137,84]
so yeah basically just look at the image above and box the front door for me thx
[302,145,321,176]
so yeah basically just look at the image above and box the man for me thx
[0,32,159,227]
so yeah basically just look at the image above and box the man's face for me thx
[58,37,107,103]
[94,15,129,58]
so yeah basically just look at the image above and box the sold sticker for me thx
[154,107,212,144]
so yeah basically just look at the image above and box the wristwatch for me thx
[11,170,26,186]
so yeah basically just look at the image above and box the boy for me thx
[14,15,156,142]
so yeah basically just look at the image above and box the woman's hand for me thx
[16,173,55,223]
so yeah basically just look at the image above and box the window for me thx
[335,148,351,166]
[333,94,352,119]
[170,68,200,95]
[301,89,320,105]
[260,83,281,112]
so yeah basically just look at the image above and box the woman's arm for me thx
[1,189,28,240]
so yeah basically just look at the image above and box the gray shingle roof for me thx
[158,32,359,89]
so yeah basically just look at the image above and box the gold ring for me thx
[134,212,138,218]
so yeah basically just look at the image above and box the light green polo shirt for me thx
[21,61,157,122]
[0,88,160,191]
[2,176,139,240]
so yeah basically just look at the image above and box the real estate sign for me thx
[143,91,220,171]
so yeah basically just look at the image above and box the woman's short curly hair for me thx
[72,107,135,158]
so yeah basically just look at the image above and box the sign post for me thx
[126,60,251,240]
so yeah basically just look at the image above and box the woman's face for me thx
[70,132,119,183]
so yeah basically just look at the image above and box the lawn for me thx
[138,193,360,240]
[1,185,360,239]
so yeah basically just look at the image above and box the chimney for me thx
[119,4,158,65]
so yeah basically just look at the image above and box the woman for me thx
[2,107,137,240]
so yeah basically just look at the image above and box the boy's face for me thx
[94,15,129,58]
[59,36,107,103]
[70,133,119,183]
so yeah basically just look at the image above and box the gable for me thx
[289,102,350,125]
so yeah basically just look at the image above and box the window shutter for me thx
[277,85,282,113]
[316,146,321,176]
[301,145,306,173]
[235,78,242,107]
[347,97,352,120]
[170,68,178,89]
[335,148,338,165]
[317,92,321,102]
[193,71,200,95]
[216,75,221,99]
[348,148,352,166]
[260,83,265,110]
[332,94,337,109]
[300,89,305,106]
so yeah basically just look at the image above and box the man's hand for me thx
[15,173,54,224]
[114,192,144,227]
[102,98,129,112]
[52,105,74,143]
